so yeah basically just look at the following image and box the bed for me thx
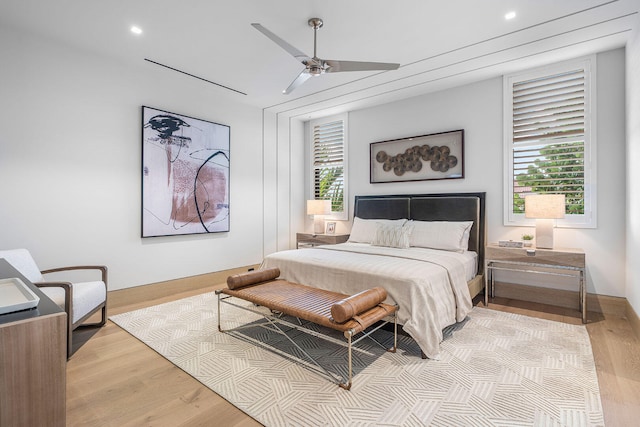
[261,192,486,359]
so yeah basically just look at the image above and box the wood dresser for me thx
[0,259,66,427]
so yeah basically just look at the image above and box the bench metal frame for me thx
[216,290,398,390]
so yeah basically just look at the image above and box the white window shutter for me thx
[504,57,595,227]
[310,115,347,219]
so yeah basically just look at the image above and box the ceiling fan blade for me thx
[283,70,312,94]
[251,23,310,62]
[324,59,400,73]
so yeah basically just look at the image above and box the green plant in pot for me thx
[522,234,534,247]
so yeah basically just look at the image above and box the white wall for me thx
[348,77,503,234]
[262,113,306,254]
[337,49,627,297]
[626,15,640,315]
[0,26,265,290]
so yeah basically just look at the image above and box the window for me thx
[310,113,348,220]
[504,56,596,228]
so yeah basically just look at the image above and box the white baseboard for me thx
[626,300,640,341]
[108,264,260,309]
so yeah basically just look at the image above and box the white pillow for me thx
[348,217,407,244]
[408,220,473,252]
[372,223,412,249]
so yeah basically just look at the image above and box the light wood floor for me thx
[67,285,640,427]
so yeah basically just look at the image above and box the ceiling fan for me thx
[252,18,400,94]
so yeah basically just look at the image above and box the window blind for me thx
[511,68,586,215]
[312,119,344,213]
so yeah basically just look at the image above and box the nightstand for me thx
[296,233,349,248]
[484,244,586,323]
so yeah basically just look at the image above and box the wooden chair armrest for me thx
[41,265,108,284]
[33,281,73,319]
[34,281,72,291]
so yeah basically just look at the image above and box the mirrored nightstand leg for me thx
[580,269,586,323]
[490,263,495,298]
[484,263,489,306]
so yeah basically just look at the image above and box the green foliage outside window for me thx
[315,167,344,212]
[513,142,584,215]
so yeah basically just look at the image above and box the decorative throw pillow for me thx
[348,217,407,244]
[408,220,473,252]
[372,222,412,249]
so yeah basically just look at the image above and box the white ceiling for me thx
[1,0,638,118]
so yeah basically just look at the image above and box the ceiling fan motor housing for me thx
[308,18,323,29]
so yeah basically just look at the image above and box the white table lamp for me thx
[307,200,332,234]
[524,194,565,249]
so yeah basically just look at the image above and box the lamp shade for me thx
[524,194,566,219]
[306,199,332,215]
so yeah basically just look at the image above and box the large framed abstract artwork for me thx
[370,129,464,183]
[142,106,230,237]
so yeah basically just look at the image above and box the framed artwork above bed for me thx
[370,129,464,183]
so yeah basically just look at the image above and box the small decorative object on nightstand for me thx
[325,221,336,234]
[521,234,534,247]
[498,240,524,248]
[296,233,349,249]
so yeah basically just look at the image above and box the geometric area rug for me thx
[110,292,604,427]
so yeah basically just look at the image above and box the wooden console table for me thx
[0,259,66,427]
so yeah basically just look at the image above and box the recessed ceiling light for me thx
[131,26,143,35]
[505,11,516,20]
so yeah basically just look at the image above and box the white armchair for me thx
[0,248,107,358]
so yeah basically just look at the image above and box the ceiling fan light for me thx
[309,65,323,76]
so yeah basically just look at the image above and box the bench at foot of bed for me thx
[216,267,398,390]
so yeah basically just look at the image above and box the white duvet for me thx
[260,242,475,359]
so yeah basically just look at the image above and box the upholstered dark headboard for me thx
[354,193,486,274]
